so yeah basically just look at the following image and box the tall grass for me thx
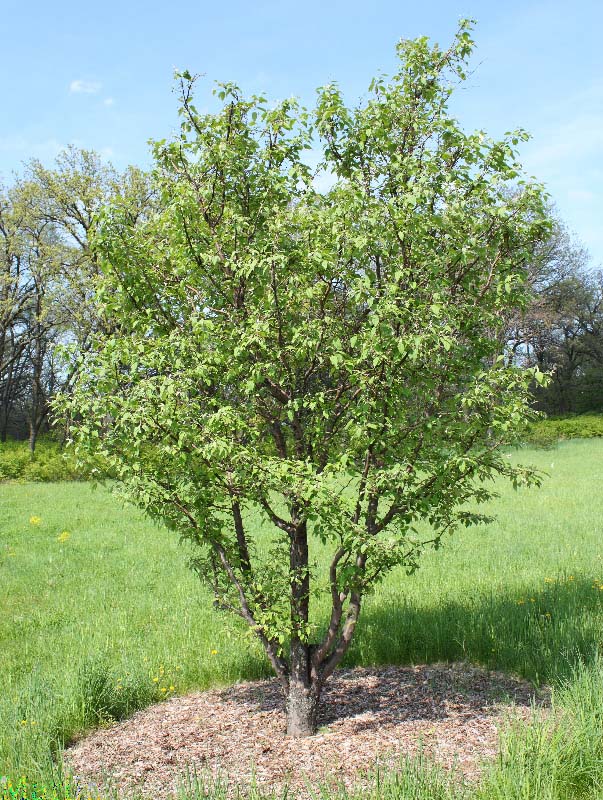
[1,439,603,795]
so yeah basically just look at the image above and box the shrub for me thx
[525,414,603,447]
[0,440,85,482]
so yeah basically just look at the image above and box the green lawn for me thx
[2,439,603,796]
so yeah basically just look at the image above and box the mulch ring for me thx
[66,663,549,798]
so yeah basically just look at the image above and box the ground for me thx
[66,663,548,798]
[3,440,603,791]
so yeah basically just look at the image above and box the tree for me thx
[0,149,155,444]
[533,270,603,413]
[504,214,603,413]
[0,183,38,442]
[26,147,154,360]
[58,22,549,736]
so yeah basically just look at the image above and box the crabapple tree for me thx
[58,21,548,736]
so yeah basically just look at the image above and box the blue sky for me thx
[1,0,601,265]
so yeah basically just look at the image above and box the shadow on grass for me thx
[347,575,603,685]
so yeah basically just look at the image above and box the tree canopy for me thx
[58,21,550,735]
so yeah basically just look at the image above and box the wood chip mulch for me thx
[66,663,549,798]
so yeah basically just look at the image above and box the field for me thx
[2,438,603,798]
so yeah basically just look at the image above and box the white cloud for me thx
[69,79,102,95]
[103,97,115,107]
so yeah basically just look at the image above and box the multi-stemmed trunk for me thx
[217,486,367,738]
[284,517,364,736]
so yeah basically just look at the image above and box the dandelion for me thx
[57,531,71,543]
[29,515,41,525]
[160,687,167,693]
[169,685,175,691]
[152,677,159,682]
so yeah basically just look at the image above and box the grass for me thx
[2,438,603,797]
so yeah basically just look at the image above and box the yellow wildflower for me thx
[29,515,41,525]
[211,649,218,655]
[57,531,71,543]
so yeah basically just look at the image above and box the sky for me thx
[1,0,601,265]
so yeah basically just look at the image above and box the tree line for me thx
[0,146,601,452]
[0,147,151,449]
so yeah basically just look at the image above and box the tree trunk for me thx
[287,678,320,737]
[287,517,322,736]
[287,640,321,736]
[28,420,39,454]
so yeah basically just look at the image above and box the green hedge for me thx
[0,439,86,482]
[525,413,603,448]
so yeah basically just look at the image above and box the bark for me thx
[28,422,37,453]
[287,674,320,737]
[287,518,322,736]
[287,638,323,736]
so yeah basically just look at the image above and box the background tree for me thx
[505,216,603,413]
[0,150,153,444]
[61,23,550,736]
[0,183,37,442]
[27,147,153,354]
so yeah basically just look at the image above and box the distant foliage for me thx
[0,439,85,481]
[525,413,603,447]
